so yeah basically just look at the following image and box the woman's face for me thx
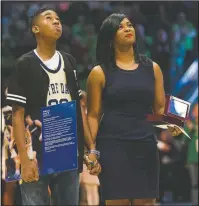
[114,18,136,46]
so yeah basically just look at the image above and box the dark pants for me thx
[20,170,79,205]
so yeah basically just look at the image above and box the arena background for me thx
[1,1,198,206]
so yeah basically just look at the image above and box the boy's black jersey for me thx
[7,50,84,172]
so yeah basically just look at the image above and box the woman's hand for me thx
[168,125,182,136]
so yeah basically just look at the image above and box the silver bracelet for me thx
[89,149,100,158]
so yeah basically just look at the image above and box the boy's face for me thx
[32,10,62,40]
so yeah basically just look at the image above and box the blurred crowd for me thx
[2,1,198,94]
[157,103,198,205]
[1,1,198,206]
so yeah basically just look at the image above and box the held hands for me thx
[84,153,101,176]
[21,159,39,182]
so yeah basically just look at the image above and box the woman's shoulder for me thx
[139,54,163,80]
[138,54,153,65]
[92,65,105,73]
[88,65,105,86]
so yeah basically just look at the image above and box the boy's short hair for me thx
[29,7,57,38]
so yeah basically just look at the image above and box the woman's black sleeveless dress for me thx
[96,60,159,200]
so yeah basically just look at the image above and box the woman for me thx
[87,13,166,206]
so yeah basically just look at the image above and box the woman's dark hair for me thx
[96,13,140,70]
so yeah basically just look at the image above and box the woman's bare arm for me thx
[87,66,105,143]
[152,62,166,115]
